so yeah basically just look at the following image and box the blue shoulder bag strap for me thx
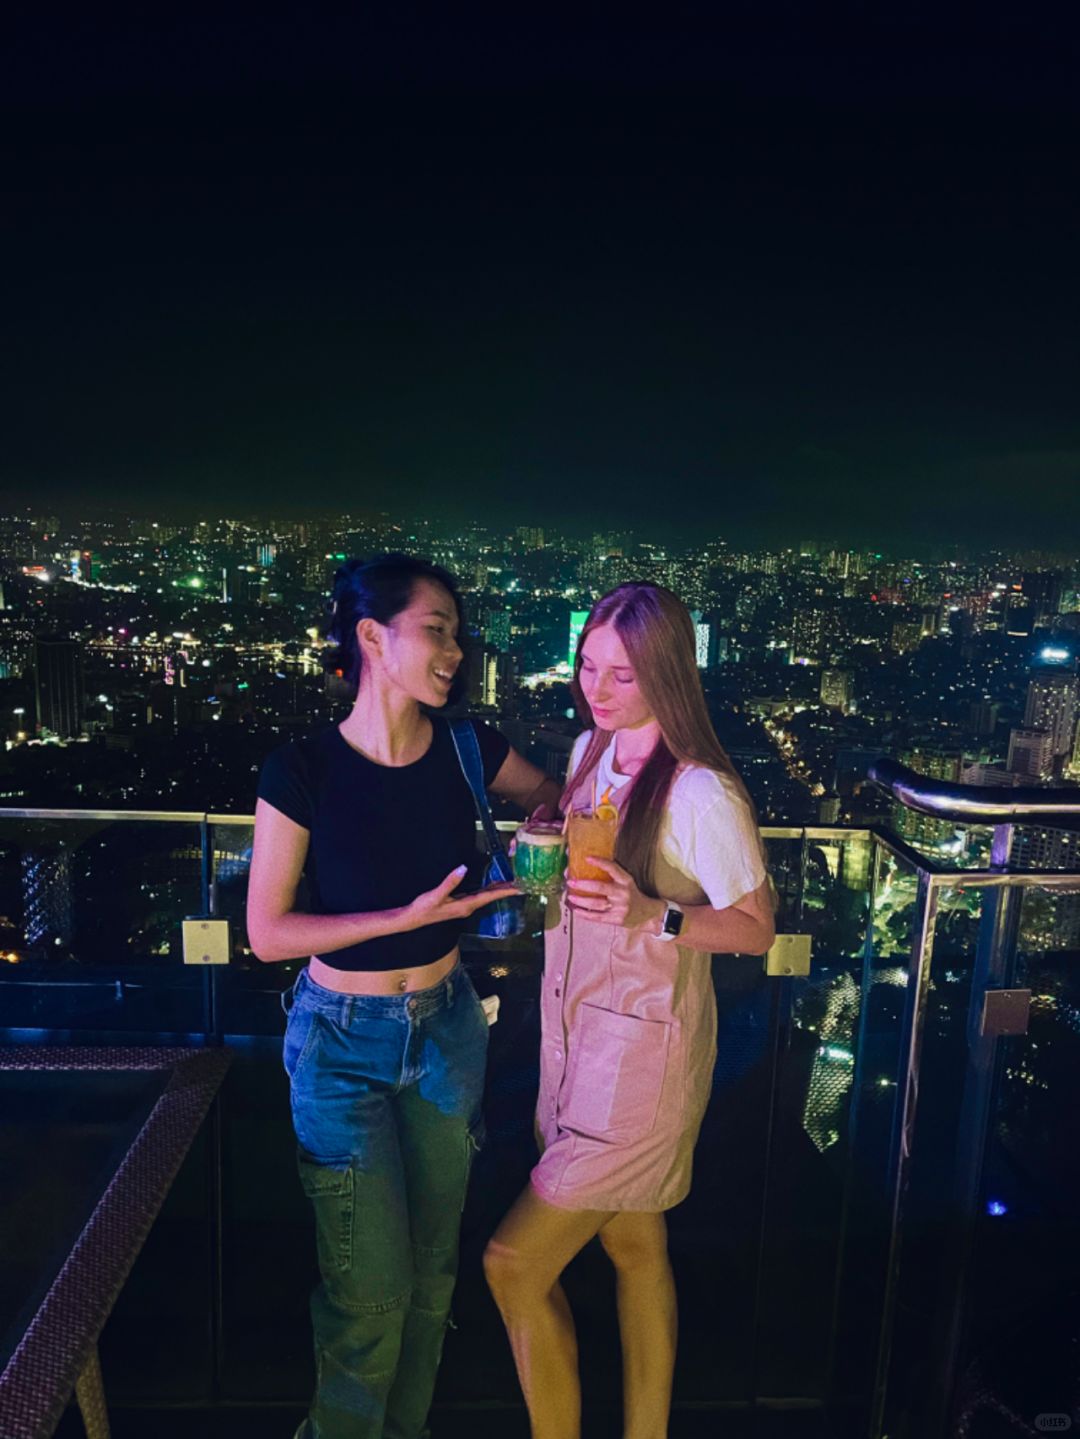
[448,719,513,882]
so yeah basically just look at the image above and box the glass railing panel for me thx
[0,815,208,1034]
[822,839,939,1430]
[944,879,1080,1433]
[753,831,875,1405]
[887,813,995,872]
[874,875,985,1438]
[207,818,308,1039]
[761,833,805,931]
[208,818,256,963]
[0,815,204,968]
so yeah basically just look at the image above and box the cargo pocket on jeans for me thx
[297,1155,354,1275]
[561,1003,671,1143]
[461,1117,485,1211]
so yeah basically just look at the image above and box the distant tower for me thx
[21,849,74,949]
[1023,667,1078,762]
[485,608,512,654]
[1069,723,1080,781]
[791,607,827,664]
[1006,727,1055,782]
[820,669,854,713]
[34,636,83,738]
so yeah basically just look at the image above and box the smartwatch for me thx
[657,900,684,943]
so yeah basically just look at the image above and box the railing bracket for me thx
[764,933,812,977]
[979,988,1031,1037]
[182,918,231,966]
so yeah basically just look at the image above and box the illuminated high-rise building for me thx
[791,607,828,664]
[983,585,1009,632]
[1068,723,1080,780]
[1013,823,1080,949]
[690,610,714,669]
[568,610,589,667]
[1021,570,1064,624]
[0,616,32,680]
[484,608,512,654]
[1005,592,1035,636]
[470,648,516,711]
[482,651,498,707]
[1023,662,1078,760]
[967,699,1001,737]
[21,849,74,949]
[894,747,963,849]
[1006,727,1054,782]
[820,669,853,713]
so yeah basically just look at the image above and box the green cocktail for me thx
[512,821,567,897]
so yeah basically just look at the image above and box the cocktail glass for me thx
[566,804,618,882]
[512,821,567,897]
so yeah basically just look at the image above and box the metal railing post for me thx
[923,823,1023,1432]
[824,835,884,1413]
[199,816,226,1402]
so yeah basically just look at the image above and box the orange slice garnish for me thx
[595,802,618,822]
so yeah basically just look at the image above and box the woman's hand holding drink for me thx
[567,795,618,882]
[564,790,654,927]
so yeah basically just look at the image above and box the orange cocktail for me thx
[566,799,618,882]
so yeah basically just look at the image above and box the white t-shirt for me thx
[568,731,766,911]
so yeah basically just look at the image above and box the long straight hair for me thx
[562,582,769,899]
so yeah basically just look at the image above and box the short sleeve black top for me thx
[257,718,511,971]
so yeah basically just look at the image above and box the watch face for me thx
[662,906,684,938]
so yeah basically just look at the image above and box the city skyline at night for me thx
[1,505,1078,846]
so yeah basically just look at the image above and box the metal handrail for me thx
[868,756,1080,825]
[0,807,209,823]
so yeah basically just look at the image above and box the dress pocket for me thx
[561,1003,671,1143]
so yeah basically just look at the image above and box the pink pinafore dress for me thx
[531,778,718,1213]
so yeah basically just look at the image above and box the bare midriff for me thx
[307,946,460,995]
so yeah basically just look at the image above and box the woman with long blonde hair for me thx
[484,582,775,1439]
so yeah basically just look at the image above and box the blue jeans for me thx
[282,963,489,1439]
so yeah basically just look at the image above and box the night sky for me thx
[4,9,1079,548]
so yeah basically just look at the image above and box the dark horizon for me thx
[3,497,1078,563]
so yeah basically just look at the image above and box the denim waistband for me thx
[291,962,466,1025]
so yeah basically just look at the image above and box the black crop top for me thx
[257,718,511,971]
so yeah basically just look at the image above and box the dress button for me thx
[557,973,564,982]
[555,1049,562,1060]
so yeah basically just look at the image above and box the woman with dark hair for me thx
[247,553,560,1439]
[484,582,776,1439]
